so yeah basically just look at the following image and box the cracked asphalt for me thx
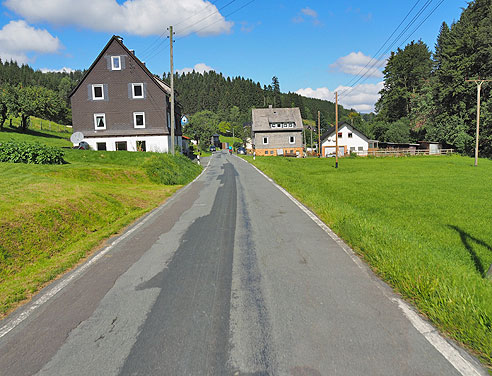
[0,151,486,375]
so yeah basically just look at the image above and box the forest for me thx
[366,0,492,157]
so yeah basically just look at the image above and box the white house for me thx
[321,122,378,157]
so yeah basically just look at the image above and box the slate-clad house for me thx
[252,106,304,156]
[69,35,182,152]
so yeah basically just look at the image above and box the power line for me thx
[139,0,222,57]
[141,0,242,62]
[339,0,442,100]
[144,0,255,64]
[341,0,423,89]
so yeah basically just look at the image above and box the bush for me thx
[143,153,202,185]
[0,141,65,164]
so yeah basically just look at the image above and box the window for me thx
[289,136,295,144]
[94,113,106,130]
[263,137,268,145]
[350,147,355,152]
[358,146,363,151]
[338,132,343,138]
[111,56,121,70]
[132,83,144,99]
[92,84,104,100]
[97,142,106,151]
[115,141,127,151]
[133,112,145,128]
[265,150,269,155]
[136,140,146,152]
[348,133,353,138]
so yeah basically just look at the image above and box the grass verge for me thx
[245,155,492,368]
[0,130,201,317]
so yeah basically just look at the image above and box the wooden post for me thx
[317,111,321,158]
[169,26,175,155]
[335,92,339,169]
[466,79,491,166]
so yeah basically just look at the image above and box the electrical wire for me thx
[338,0,443,100]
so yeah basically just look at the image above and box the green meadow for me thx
[245,155,492,367]
[0,125,201,317]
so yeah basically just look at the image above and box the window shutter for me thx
[128,83,132,99]
[143,82,147,98]
[104,84,109,101]
[121,56,126,70]
[105,56,111,70]
[87,85,92,100]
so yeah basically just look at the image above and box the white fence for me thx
[355,149,454,157]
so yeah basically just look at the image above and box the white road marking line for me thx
[240,157,485,376]
[0,156,212,339]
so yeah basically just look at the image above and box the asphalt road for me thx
[0,151,487,375]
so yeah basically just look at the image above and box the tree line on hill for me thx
[0,60,84,130]
[366,0,492,157]
[165,72,355,140]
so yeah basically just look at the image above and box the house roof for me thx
[252,107,303,132]
[320,122,371,143]
[69,35,176,102]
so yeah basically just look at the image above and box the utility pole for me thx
[335,92,339,169]
[169,26,175,154]
[310,126,313,154]
[317,111,321,158]
[466,79,491,166]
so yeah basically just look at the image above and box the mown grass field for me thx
[245,155,492,368]
[0,126,201,317]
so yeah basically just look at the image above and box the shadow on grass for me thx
[0,126,68,140]
[448,225,492,278]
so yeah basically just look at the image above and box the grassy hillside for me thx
[0,125,201,317]
[245,155,492,367]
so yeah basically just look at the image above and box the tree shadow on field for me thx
[448,225,492,278]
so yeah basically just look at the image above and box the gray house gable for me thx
[69,35,182,139]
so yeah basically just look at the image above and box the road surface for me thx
[0,151,486,375]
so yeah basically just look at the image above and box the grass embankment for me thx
[0,126,201,317]
[245,155,492,367]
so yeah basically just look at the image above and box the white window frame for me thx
[132,83,144,99]
[133,112,146,128]
[289,136,295,144]
[92,84,104,100]
[263,136,269,145]
[111,56,121,71]
[94,113,106,130]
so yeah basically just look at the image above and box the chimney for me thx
[130,49,135,55]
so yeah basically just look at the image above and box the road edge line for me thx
[238,156,485,376]
[0,156,212,339]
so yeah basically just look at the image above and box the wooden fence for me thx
[355,149,454,157]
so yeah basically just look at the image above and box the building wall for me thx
[254,131,303,149]
[322,125,369,155]
[255,147,303,157]
[71,39,181,145]
[83,135,183,153]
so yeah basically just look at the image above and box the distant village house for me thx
[252,106,304,156]
[321,122,377,157]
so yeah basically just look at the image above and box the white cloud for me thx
[4,0,233,37]
[293,6,320,25]
[301,7,317,18]
[177,62,214,75]
[296,82,384,113]
[40,67,75,73]
[330,51,386,78]
[0,20,62,64]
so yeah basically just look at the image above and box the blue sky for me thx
[0,0,468,112]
